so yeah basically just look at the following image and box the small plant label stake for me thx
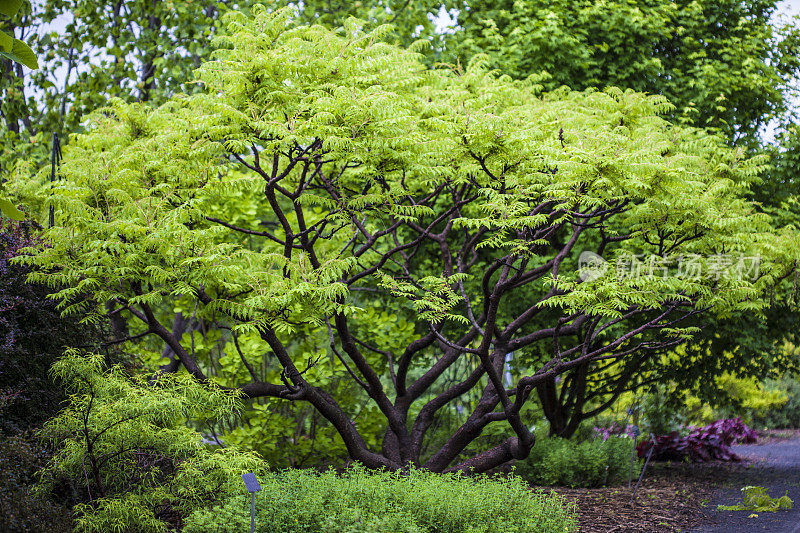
[630,433,656,506]
[242,473,262,533]
[628,422,640,488]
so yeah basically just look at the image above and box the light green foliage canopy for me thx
[40,350,261,532]
[12,7,799,472]
[443,0,800,426]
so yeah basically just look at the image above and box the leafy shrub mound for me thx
[38,352,263,533]
[637,418,757,462]
[183,466,577,533]
[516,435,637,488]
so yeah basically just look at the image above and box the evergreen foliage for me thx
[516,433,637,488]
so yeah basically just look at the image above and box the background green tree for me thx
[447,0,800,144]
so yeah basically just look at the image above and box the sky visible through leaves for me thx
[27,0,800,142]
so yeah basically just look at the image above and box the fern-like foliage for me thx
[9,6,800,475]
[718,486,793,512]
[39,350,262,532]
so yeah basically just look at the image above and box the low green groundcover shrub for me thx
[516,435,638,488]
[183,466,577,533]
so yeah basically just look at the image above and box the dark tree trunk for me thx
[537,364,590,440]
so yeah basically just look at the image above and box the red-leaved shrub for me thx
[637,417,757,462]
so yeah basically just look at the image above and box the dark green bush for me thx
[183,466,577,533]
[0,219,106,532]
[516,434,639,488]
[0,219,104,436]
[0,434,72,533]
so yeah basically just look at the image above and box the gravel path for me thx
[692,439,800,532]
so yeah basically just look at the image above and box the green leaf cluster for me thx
[718,485,793,512]
[0,0,38,69]
[39,351,262,532]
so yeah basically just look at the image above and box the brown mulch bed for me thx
[545,479,712,532]
[537,460,753,532]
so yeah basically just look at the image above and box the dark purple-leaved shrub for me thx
[637,417,758,462]
[0,218,104,435]
[0,218,108,531]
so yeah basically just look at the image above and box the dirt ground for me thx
[541,430,800,532]
[692,435,800,533]
[541,467,714,532]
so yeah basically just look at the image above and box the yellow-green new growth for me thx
[9,5,799,477]
[718,486,793,513]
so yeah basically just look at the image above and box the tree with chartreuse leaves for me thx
[445,0,800,434]
[13,7,799,473]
